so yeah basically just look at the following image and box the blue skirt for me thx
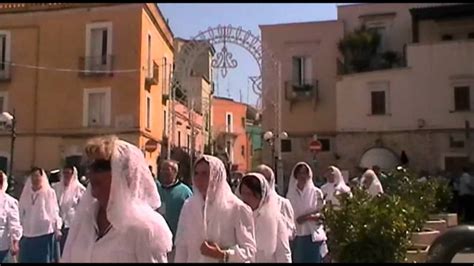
[19,233,58,263]
[291,235,323,263]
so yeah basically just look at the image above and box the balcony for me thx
[285,79,319,111]
[0,62,10,82]
[145,61,159,86]
[78,55,114,77]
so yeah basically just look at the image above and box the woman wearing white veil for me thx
[361,169,384,197]
[255,164,296,240]
[52,165,86,254]
[61,136,173,262]
[0,171,22,262]
[321,166,352,207]
[237,172,291,262]
[18,167,62,263]
[286,162,326,263]
[174,155,256,263]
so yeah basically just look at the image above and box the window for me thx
[86,22,112,71]
[147,34,152,78]
[468,32,474,39]
[241,117,246,127]
[146,95,151,129]
[454,86,470,111]
[226,140,233,162]
[163,110,167,134]
[292,56,312,86]
[0,92,8,112]
[369,26,387,52]
[187,134,190,150]
[178,131,181,147]
[371,91,386,115]
[0,31,11,78]
[226,112,233,132]
[319,138,331,152]
[83,88,111,127]
[281,139,292,153]
[241,145,245,156]
[162,57,167,91]
[441,34,453,41]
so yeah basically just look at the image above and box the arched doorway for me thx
[359,147,400,171]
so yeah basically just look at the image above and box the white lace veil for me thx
[61,139,172,262]
[19,169,57,222]
[192,155,238,241]
[237,172,278,256]
[58,167,85,207]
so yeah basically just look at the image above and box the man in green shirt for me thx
[157,160,193,262]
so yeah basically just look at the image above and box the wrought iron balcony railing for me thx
[78,55,114,77]
[284,79,319,111]
[145,61,159,86]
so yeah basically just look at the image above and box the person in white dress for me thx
[255,164,296,239]
[321,166,352,208]
[0,171,22,262]
[52,165,86,254]
[174,155,256,263]
[361,169,384,197]
[286,162,326,263]
[18,167,62,263]
[61,135,173,262]
[237,172,291,262]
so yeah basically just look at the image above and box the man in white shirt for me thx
[459,167,474,223]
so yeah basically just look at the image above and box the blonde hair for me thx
[84,135,118,162]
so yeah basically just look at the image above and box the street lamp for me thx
[0,110,16,194]
[264,130,288,194]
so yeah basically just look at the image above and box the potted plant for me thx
[382,167,440,247]
[324,188,411,262]
[428,178,457,228]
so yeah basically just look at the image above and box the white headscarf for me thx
[57,167,85,209]
[1,172,8,193]
[362,169,384,197]
[237,172,278,257]
[191,155,240,242]
[61,139,172,262]
[19,169,58,222]
[321,166,351,206]
[255,164,295,233]
[286,162,324,228]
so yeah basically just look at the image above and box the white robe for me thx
[0,193,22,251]
[52,182,85,229]
[19,188,62,238]
[276,195,296,239]
[255,217,291,263]
[174,197,256,263]
[62,202,167,263]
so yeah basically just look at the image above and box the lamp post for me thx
[264,130,288,195]
[0,110,16,194]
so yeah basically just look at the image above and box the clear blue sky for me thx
[159,3,343,106]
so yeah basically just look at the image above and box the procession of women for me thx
[0,135,385,263]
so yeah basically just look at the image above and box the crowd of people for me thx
[4,134,468,263]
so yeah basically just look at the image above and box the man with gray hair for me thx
[156,160,193,261]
